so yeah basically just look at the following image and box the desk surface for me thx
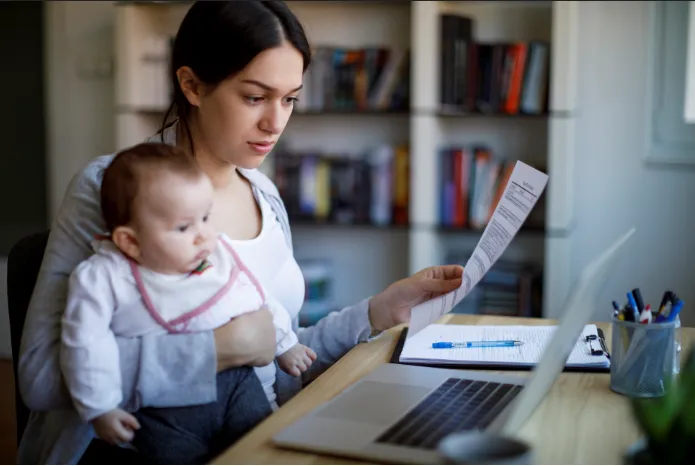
[212,314,693,465]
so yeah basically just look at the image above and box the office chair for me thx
[7,230,49,444]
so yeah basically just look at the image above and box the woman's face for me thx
[194,41,304,170]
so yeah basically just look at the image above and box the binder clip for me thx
[586,334,610,358]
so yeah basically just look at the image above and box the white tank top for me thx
[227,193,306,406]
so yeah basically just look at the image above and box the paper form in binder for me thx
[407,161,549,339]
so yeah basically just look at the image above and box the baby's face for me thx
[132,170,218,275]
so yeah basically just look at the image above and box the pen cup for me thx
[610,317,676,398]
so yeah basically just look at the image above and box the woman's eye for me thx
[285,96,299,105]
[245,96,264,104]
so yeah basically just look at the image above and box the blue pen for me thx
[627,291,641,320]
[432,340,524,349]
[654,299,683,323]
[666,299,684,322]
[612,301,620,316]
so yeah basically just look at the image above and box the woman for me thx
[17,1,463,464]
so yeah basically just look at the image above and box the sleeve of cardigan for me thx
[274,298,373,404]
[17,157,218,412]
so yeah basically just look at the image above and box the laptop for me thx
[273,228,635,464]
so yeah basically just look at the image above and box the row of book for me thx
[295,251,543,323]
[273,144,409,226]
[295,46,410,113]
[440,14,550,115]
[297,259,335,326]
[446,257,544,318]
[438,146,546,229]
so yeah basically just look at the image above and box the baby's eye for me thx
[177,224,189,233]
[202,214,209,223]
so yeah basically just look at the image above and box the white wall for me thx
[571,1,695,327]
[0,2,117,359]
[46,1,116,221]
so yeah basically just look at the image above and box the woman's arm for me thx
[18,157,219,411]
[295,298,373,380]
[274,297,373,401]
[274,269,464,404]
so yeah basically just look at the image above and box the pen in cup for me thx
[627,291,640,321]
[612,301,620,317]
[658,290,674,316]
[632,288,645,313]
[655,299,684,323]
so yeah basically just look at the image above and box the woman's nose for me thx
[259,103,287,135]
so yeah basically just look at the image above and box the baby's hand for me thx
[92,409,141,446]
[277,343,317,377]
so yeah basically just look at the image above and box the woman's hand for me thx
[213,306,277,371]
[368,265,464,331]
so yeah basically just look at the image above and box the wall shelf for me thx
[293,110,409,116]
[436,110,550,119]
[113,0,580,318]
[437,225,546,234]
[290,219,410,230]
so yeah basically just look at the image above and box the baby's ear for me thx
[111,226,140,261]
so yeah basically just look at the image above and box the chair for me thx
[7,230,49,443]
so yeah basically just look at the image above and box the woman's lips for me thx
[248,141,275,155]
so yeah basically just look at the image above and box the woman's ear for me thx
[111,226,141,262]
[176,66,203,108]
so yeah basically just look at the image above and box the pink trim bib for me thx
[129,239,266,333]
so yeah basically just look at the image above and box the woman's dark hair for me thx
[160,0,312,149]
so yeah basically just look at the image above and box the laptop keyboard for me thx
[375,377,522,450]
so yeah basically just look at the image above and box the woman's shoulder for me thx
[63,154,116,205]
[73,154,116,191]
[238,168,281,199]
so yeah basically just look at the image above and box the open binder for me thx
[391,324,611,373]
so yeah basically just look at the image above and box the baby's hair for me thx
[100,142,203,232]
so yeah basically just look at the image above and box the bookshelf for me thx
[113,1,579,320]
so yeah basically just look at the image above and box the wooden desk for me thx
[213,314,693,464]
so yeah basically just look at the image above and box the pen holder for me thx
[610,317,676,398]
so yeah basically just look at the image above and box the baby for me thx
[60,142,316,461]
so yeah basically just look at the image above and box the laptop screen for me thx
[501,227,635,435]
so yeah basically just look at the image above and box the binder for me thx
[390,324,611,373]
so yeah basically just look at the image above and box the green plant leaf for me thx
[633,345,695,463]
[631,370,680,444]
[632,399,675,443]
[675,347,695,439]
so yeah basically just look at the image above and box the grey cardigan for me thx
[16,125,374,464]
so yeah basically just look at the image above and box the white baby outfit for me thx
[60,234,297,422]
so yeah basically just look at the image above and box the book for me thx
[394,324,610,372]
[438,13,551,116]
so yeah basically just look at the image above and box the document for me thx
[400,324,610,369]
[408,161,549,338]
